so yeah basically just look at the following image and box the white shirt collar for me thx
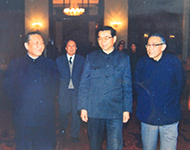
[27,53,39,60]
[102,47,115,54]
[66,53,75,62]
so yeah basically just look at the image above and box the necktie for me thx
[69,57,72,64]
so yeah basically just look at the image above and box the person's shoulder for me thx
[135,55,150,67]
[114,51,130,63]
[164,53,179,60]
[76,54,85,60]
[9,55,27,64]
[115,49,129,57]
[56,54,66,62]
[90,49,100,55]
[164,53,181,65]
[138,55,149,62]
[6,55,30,71]
[86,49,100,58]
[75,54,85,65]
[41,56,56,65]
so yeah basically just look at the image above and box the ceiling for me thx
[53,0,99,4]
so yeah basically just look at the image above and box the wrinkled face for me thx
[131,44,136,52]
[97,30,117,53]
[24,34,45,58]
[146,36,166,61]
[65,40,77,56]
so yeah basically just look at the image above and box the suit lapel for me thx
[61,55,70,76]
[72,54,79,75]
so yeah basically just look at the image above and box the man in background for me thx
[56,40,85,142]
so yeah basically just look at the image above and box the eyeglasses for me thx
[97,36,113,41]
[145,43,164,48]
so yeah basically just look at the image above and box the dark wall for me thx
[0,11,25,68]
[0,0,25,69]
[128,0,183,56]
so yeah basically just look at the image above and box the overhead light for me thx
[63,0,85,16]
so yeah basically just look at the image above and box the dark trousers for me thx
[88,118,123,150]
[59,89,80,138]
[15,123,56,150]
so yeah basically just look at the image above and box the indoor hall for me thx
[0,0,190,150]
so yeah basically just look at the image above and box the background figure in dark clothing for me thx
[4,32,59,150]
[128,43,140,77]
[46,41,59,61]
[56,40,85,143]
[117,40,129,54]
[117,43,125,52]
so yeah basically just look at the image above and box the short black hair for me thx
[65,39,77,47]
[25,32,42,43]
[98,26,116,37]
[149,33,166,44]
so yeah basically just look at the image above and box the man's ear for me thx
[24,42,28,50]
[113,36,117,43]
[162,44,167,52]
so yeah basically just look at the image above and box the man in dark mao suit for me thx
[4,32,59,150]
[56,40,85,142]
[78,26,132,150]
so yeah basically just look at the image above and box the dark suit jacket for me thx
[4,55,59,127]
[78,49,133,119]
[56,54,85,111]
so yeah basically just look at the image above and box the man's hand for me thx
[81,109,88,122]
[123,111,130,123]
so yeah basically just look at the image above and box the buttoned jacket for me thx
[56,54,85,106]
[78,49,132,119]
[4,55,59,127]
[134,53,186,125]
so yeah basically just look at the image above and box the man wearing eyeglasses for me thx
[78,26,132,150]
[134,33,185,150]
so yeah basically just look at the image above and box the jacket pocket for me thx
[90,66,101,78]
[113,67,123,79]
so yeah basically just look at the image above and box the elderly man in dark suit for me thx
[56,40,85,142]
[78,26,132,150]
[4,32,59,150]
[134,34,185,150]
